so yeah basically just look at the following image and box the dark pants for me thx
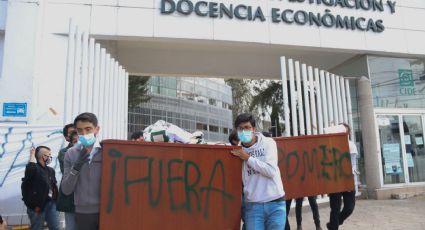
[75,213,99,230]
[328,191,355,230]
[285,197,321,230]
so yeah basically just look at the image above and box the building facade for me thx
[0,1,425,218]
[128,76,233,142]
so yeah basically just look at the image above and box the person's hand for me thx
[73,148,89,172]
[231,149,250,161]
[30,147,35,156]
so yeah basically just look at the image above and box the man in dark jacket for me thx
[24,146,59,230]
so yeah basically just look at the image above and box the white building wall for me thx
[40,0,425,56]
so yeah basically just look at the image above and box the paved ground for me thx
[287,195,425,230]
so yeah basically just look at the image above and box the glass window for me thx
[377,115,405,184]
[368,56,425,108]
[209,125,219,132]
[402,115,425,183]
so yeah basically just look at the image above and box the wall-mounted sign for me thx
[161,0,397,33]
[383,143,402,174]
[399,69,416,95]
[2,103,27,117]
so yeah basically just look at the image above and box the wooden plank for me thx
[99,140,242,230]
[275,133,354,199]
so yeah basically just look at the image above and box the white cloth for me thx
[241,133,285,203]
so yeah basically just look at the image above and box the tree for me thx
[225,79,254,121]
[250,80,284,137]
[128,75,151,109]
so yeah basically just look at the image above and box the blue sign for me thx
[2,103,27,117]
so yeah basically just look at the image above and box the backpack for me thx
[21,175,35,208]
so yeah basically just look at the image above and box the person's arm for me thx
[25,147,38,180]
[61,148,88,195]
[58,149,65,174]
[245,138,279,179]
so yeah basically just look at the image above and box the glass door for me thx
[377,115,405,184]
[401,115,425,183]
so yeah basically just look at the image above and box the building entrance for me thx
[376,110,425,186]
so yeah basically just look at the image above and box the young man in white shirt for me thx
[231,113,286,230]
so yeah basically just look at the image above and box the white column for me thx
[98,49,107,140]
[124,72,129,139]
[288,59,298,136]
[336,75,343,124]
[64,20,76,124]
[295,61,305,136]
[345,79,355,141]
[87,38,95,113]
[280,57,290,137]
[72,29,82,119]
[326,72,334,126]
[315,68,323,134]
[302,64,311,135]
[308,66,317,135]
[104,55,112,139]
[331,74,338,126]
[79,32,89,113]
[341,77,348,124]
[320,70,329,129]
[118,66,124,139]
[112,62,119,138]
[92,43,101,116]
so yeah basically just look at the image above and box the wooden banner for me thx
[99,140,242,230]
[275,133,354,199]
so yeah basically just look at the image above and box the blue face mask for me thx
[238,130,253,143]
[78,133,96,147]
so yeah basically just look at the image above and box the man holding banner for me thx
[231,113,286,230]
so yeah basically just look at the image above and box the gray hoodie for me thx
[61,143,102,214]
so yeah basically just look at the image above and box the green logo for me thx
[399,69,414,87]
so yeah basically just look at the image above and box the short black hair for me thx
[130,131,143,140]
[228,130,239,146]
[62,123,74,138]
[35,146,51,160]
[74,112,98,127]
[234,113,256,128]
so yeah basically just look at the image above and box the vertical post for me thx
[308,66,317,135]
[98,48,107,140]
[64,20,76,124]
[345,79,355,142]
[92,43,101,116]
[341,76,348,124]
[302,64,311,135]
[87,38,95,112]
[295,61,305,136]
[336,75,343,124]
[280,57,290,137]
[331,74,338,126]
[288,59,298,136]
[320,70,328,129]
[326,72,333,126]
[80,32,89,113]
[124,72,129,139]
[72,29,82,119]
[315,68,323,134]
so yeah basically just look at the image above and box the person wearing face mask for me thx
[61,112,102,230]
[230,113,286,230]
[23,146,60,230]
[57,124,78,230]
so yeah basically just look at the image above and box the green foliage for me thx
[128,75,151,109]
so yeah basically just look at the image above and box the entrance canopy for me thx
[98,37,360,79]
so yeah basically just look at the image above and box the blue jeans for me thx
[27,200,60,230]
[64,212,77,230]
[245,200,286,230]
